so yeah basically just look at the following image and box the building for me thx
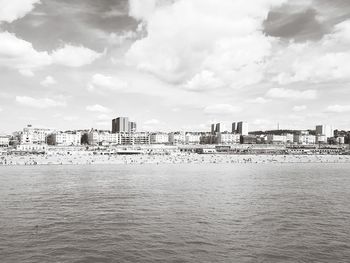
[240,135,257,144]
[150,133,169,144]
[232,122,236,133]
[284,133,294,143]
[185,133,201,144]
[169,132,186,145]
[47,131,81,146]
[0,135,10,147]
[119,132,150,145]
[266,134,287,145]
[129,122,137,133]
[211,124,215,135]
[316,135,327,144]
[293,132,316,145]
[237,122,249,135]
[87,130,119,145]
[316,125,333,138]
[217,133,240,144]
[215,123,221,133]
[112,117,129,133]
[16,144,47,153]
[20,125,54,144]
[200,134,217,144]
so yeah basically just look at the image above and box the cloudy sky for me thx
[1,0,350,133]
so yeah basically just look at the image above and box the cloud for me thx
[266,88,317,99]
[247,97,268,104]
[0,32,103,75]
[87,73,128,92]
[126,0,287,89]
[40,76,56,87]
[86,104,111,113]
[15,96,66,108]
[204,104,242,115]
[128,0,157,20]
[0,0,40,23]
[270,20,350,84]
[19,69,35,77]
[144,119,160,125]
[183,70,225,91]
[293,105,307,112]
[0,31,51,73]
[51,44,103,67]
[325,105,350,113]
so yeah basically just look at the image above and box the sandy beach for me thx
[1,153,350,166]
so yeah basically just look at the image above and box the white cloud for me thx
[0,31,51,73]
[126,0,286,89]
[144,119,160,125]
[51,44,103,67]
[40,76,56,87]
[128,0,157,20]
[0,0,40,23]
[293,105,307,112]
[247,97,268,104]
[183,70,225,91]
[19,69,35,77]
[270,20,350,85]
[204,104,242,115]
[86,104,111,113]
[266,88,317,100]
[0,32,102,75]
[325,105,350,113]
[15,96,66,108]
[88,73,128,92]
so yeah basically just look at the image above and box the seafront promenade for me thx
[1,153,350,166]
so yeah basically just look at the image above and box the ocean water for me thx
[1,164,350,263]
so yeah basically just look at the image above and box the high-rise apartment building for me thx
[316,125,333,138]
[232,122,236,133]
[129,122,137,133]
[237,121,249,135]
[215,123,221,133]
[112,117,129,133]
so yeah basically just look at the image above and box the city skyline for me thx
[1,0,350,133]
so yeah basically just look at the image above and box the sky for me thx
[1,0,350,133]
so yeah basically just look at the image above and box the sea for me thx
[1,164,350,263]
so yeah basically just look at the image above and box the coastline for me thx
[1,153,350,166]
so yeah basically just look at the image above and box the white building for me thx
[120,132,150,145]
[0,135,10,147]
[48,132,81,146]
[17,144,47,153]
[293,133,316,145]
[185,133,201,144]
[150,133,169,144]
[316,135,327,144]
[237,122,249,136]
[20,125,54,144]
[284,133,294,143]
[316,125,333,138]
[169,132,186,145]
[217,133,240,144]
[87,130,119,145]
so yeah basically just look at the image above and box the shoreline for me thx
[1,153,350,166]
